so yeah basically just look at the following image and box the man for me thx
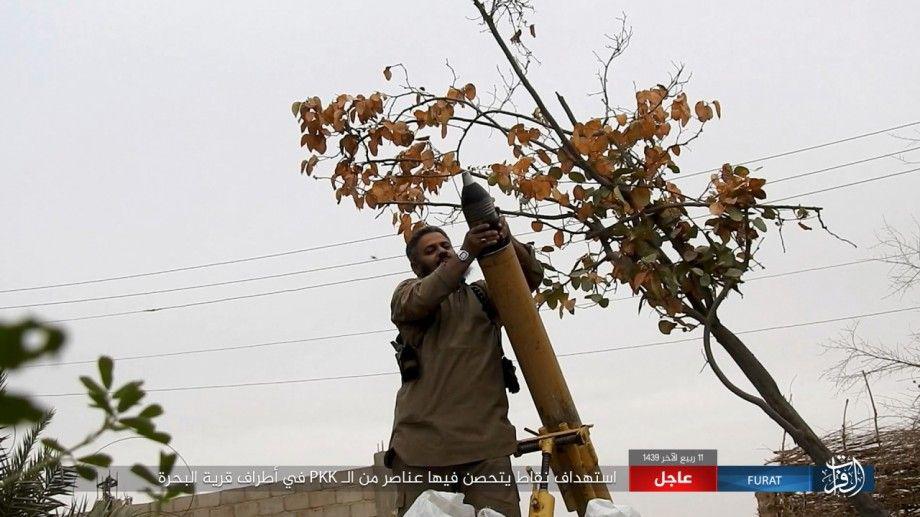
[384,218,544,517]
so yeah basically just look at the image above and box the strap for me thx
[469,282,520,394]
[468,283,497,321]
[468,283,508,357]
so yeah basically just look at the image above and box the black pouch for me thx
[383,447,396,469]
[501,356,520,394]
[391,334,420,382]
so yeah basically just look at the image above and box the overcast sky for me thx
[3,1,920,515]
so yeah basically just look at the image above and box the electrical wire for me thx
[767,145,920,186]
[7,121,917,295]
[0,256,404,310]
[24,254,908,368]
[0,234,399,294]
[673,120,920,181]
[771,166,920,203]
[45,271,409,324]
[28,165,917,324]
[35,305,920,397]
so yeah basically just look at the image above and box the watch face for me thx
[458,250,470,262]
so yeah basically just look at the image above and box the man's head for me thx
[406,225,454,278]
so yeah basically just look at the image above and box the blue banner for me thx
[718,464,874,493]
[718,466,812,492]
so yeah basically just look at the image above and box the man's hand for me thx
[496,216,511,243]
[463,223,501,257]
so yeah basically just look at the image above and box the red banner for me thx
[629,465,718,492]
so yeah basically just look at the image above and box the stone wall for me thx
[131,479,379,517]
[130,455,397,517]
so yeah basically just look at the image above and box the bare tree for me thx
[877,219,920,297]
[825,221,920,424]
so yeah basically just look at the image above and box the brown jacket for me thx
[387,245,544,466]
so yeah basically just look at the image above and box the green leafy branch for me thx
[0,319,194,511]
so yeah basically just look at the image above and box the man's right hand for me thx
[463,223,501,258]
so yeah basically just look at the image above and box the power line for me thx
[771,166,920,203]
[555,305,920,358]
[768,145,920,185]
[10,146,913,315]
[673,120,920,181]
[8,122,917,296]
[26,253,904,368]
[680,165,920,223]
[600,255,903,305]
[11,152,920,320]
[0,256,404,310]
[34,167,918,325]
[746,257,886,282]
[0,234,400,295]
[45,271,409,324]
[0,213,522,297]
[41,371,401,396]
[9,153,912,312]
[22,329,394,368]
[36,304,920,397]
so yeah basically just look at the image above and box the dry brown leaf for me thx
[304,155,318,175]
[695,101,713,122]
[629,186,651,211]
[462,83,476,100]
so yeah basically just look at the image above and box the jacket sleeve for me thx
[391,266,458,323]
[519,242,545,292]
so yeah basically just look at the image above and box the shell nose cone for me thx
[462,170,475,187]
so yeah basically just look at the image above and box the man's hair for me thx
[405,225,450,263]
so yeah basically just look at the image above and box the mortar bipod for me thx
[515,425,593,517]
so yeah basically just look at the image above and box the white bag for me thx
[585,498,641,517]
[402,489,507,517]
[403,490,475,517]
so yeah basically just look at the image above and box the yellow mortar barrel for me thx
[478,243,611,515]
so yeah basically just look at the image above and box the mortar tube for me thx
[459,172,611,514]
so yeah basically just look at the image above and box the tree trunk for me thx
[711,319,887,516]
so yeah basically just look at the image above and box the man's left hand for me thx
[497,216,511,242]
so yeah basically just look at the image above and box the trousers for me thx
[391,453,521,517]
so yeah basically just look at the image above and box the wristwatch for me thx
[457,248,471,263]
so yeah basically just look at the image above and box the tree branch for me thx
[378,201,572,220]
[471,0,614,189]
